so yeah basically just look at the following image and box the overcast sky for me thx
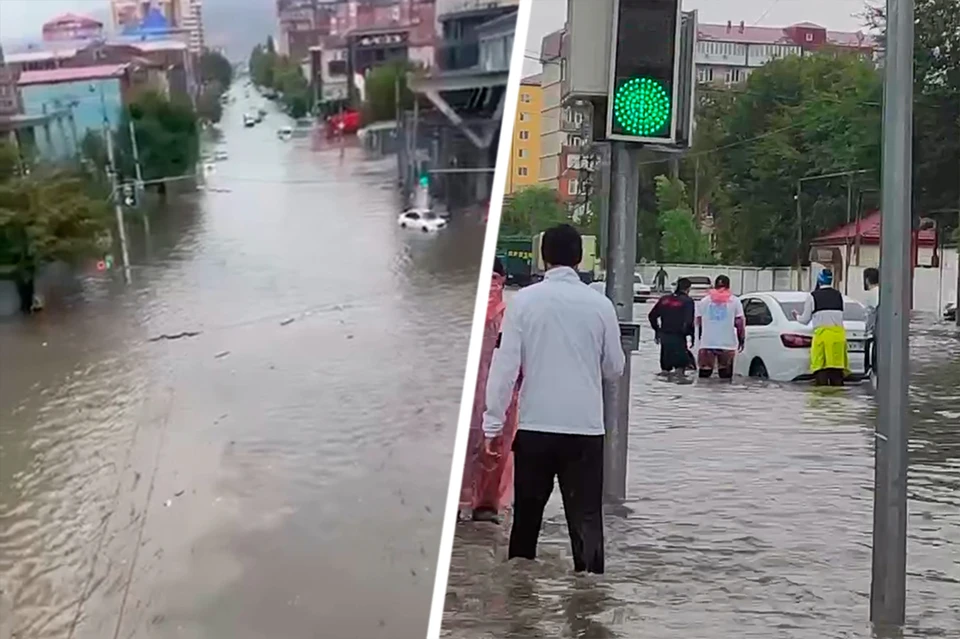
[0,0,110,43]
[522,0,879,75]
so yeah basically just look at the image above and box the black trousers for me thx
[659,333,690,372]
[508,430,605,574]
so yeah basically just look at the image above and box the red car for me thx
[325,109,360,138]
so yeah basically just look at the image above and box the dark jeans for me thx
[508,430,605,574]
[659,333,691,372]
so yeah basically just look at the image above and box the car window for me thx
[743,299,773,326]
[686,276,711,286]
[423,213,438,221]
[634,274,644,284]
[405,212,420,220]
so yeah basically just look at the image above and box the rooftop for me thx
[698,22,875,49]
[812,210,937,247]
[43,13,103,29]
[17,64,130,87]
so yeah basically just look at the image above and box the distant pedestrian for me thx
[460,257,520,522]
[654,266,669,293]
[484,224,625,574]
[794,269,849,386]
[649,277,695,374]
[863,267,880,382]
[695,274,745,379]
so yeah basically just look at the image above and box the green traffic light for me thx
[419,175,429,188]
[613,76,672,137]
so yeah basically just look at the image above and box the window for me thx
[520,92,531,103]
[519,112,530,121]
[697,66,715,83]
[567,178,579,195]
[519,130,529,140]
[518,166,528,176]
[743,299,774,326]
[569,135,582,147]
[573,111,583,125]
[517,148,528,158]
[566,154,581,169]
[805,33,814,42]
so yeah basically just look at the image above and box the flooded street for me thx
[443,298,960,638]
[0,93,483,639]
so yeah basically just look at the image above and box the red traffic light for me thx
[96,260,106,271]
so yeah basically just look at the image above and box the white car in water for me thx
[633,274,652,302]
[732,290,868,382]
[397,209,447,233]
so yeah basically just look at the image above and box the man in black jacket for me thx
[649,278,696,374]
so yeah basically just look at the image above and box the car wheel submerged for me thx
[421,226,429,233]
[749,358,769,379]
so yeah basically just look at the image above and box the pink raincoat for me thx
[459,273,520,513]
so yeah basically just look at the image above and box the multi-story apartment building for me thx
[178,0,205,55]
[695,21,875,86]
[111,0,182,31]
[507,75,541,193]
[537,29,562,191]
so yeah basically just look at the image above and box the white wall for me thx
[636,253,958,314]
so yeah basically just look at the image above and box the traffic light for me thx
[418,174,429,189]
[606,0,682,144]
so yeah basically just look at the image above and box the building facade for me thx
[178,0,206,55]
[695,21,875,86]
[507,73,540,194]
[41,14,104,42]
[111,0,183,31]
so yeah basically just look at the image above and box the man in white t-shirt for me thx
[694,274,745,379]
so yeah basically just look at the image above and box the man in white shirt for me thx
[483,224,625,574]
[694,274,745,379]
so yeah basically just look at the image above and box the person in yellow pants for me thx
[794,269,849,386]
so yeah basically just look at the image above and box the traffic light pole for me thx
[603,141,639,503]
[870,0,913,629]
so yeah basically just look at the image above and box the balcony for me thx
[435,39,479,71]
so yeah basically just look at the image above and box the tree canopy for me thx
[249,42,311,118]
[362,61,415,124]
[501,186,571,236]
[0,141,111,309]
[654,176,712,264]
[200,50,234,89]
[700,53,883,266]
[118,91,200,185]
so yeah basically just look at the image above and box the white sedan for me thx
[633,274,652,302]
[732,290,868,382]
[397,209,447,233]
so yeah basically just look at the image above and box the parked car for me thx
[731,291,868,382]
[680,275,712,300]
[633,274,652,302]
[397,210,447,233]
[946,301,957,321]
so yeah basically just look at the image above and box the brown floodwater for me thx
[0,91,483,639]
[443,300,960,639]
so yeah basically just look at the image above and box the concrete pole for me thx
[795,180,803,289]
[602,142,639,503]
[870,0,914,628]
[105,126,131,284]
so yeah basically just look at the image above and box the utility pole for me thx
[128,119,149,236]
[870,0,913,629]
[105,125,131,284]
[602,142,639,502]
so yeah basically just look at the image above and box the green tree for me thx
[710,53,882,266]
[0,159,111,313]
[118,91,200,192]
[501,186,570,236]
[273,57,311,117]
[866,0,959,219]
[249,43,275,88]
[654,175,711,263]
[196,85,224,124]
[200,50,233,89]
[362,61,415,124]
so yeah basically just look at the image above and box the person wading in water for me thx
[694,275,745,379]
[794,269,849,386]
[483,224,624,574]
[649,277,695,375]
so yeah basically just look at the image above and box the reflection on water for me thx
[0,95,483,639]
[443,310,960,639]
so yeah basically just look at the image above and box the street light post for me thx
[870,0,914,629]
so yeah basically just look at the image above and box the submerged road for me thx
[0,88,483,638]
[443,297,960,639]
